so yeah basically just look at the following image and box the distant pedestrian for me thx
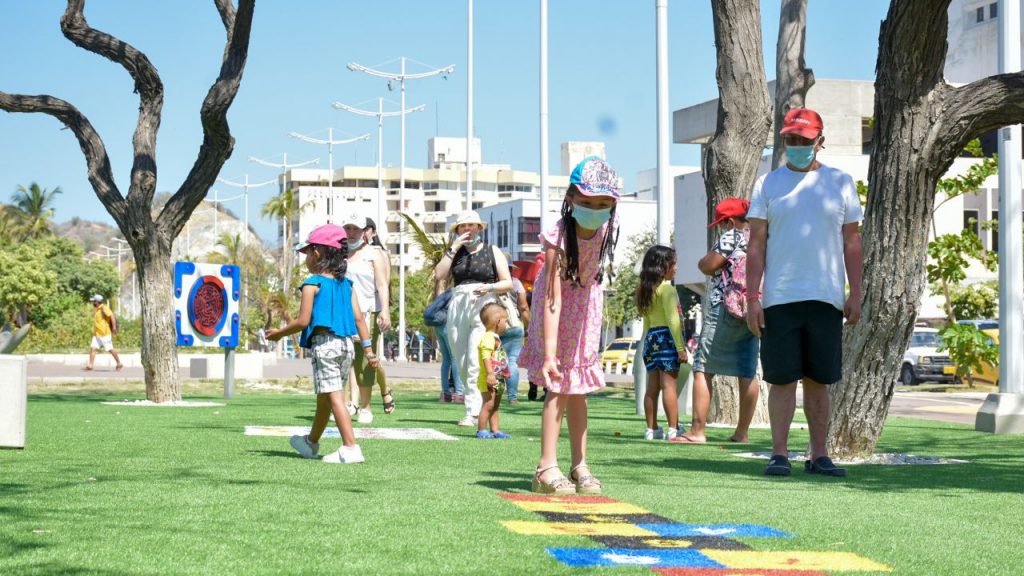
[678,198,760,445]
[266,224,379,464]
[85,295,123,371]
[475,303,513,439]
[745,108,863,478]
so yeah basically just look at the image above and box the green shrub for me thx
[21,306,142,353]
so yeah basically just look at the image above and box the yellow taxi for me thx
[601,338,638,365]
[972,329,1000,385]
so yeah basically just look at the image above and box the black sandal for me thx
[805,456,846,477]
[764,454,792,476]
[382,389,396,414]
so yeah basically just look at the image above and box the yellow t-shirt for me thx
[641,280,685,352]
[93,303,114,337]
[477,331,510,393]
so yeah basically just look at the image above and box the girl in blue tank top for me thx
[267,224,379,464]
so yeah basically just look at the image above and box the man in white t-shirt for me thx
[745,108,863,478]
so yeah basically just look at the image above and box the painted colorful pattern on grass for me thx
[498,493,891,573]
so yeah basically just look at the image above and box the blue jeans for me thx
[435,322,464,396]
[500,325,525,401]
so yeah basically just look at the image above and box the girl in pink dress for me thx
[520,156,621,495]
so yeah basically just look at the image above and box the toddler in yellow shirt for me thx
[476,303,512,439]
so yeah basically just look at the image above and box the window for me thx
[991,210,999,252]
[977,6,985,22]
[495,221,509,248]
[428,201,444,212]
[472,201,484,210]
[518,217,541,244]
[964,209,980,237]
[990,2,997,19]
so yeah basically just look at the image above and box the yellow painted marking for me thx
[507,501,650,515]
[703,550,892,572]
[501,521,657,537]
[641,537,693,548]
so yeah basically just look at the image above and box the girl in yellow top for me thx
[635,245,688,440]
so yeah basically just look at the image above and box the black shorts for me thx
[760,300,843,385]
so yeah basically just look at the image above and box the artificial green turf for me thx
[1,389,1022,575]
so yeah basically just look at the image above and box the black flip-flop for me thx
[764,454,791,476]
[805,456,847,477]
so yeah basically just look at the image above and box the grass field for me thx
[2,385,1022,575]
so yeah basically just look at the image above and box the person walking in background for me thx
[85,294,123,371]
[501,252,530,404]
[432,276,465,404]
[745,108,863,478]
[635,245,688,441]
[678,198,760,444]
[433,211,514,427]
[519,156,621,495]
[341,211,394,423]
[266,224,379,464]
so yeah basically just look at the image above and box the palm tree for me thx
[11,182,62,240]
[206,232,244,264]
[260,188,310,291]
[399,212,448,293]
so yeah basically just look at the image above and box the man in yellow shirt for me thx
[86,294,123,371]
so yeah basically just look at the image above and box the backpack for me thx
[721,229,749,319]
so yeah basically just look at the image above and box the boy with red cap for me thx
[745,108,864,478]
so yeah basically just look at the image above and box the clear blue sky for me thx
[0,1,890,243]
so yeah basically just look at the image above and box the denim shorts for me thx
[692,304,759,378]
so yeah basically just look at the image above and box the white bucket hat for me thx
[449,210,486,233]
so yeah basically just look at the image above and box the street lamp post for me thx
[655,0,672,246]
[289,129,370,221]
[249,153,319,290]
[347,57,455,362]
[539,0,551,231]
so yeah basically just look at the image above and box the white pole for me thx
[328,127,334,221]
[467,0,474,211]
[378,98,386,249]
[655,0,671,246]
[399,56,408,362]
[998,0,1023,396]
[539,0,551,231]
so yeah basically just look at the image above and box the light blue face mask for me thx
[466,235,483,248]
[347,237,365,251]
[785,143,817,170]
[572,205,613,230]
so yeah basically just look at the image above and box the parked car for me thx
[971,329,1000,386]
[958,319,999,331]
[601,338,638,365]
[900,327,956,385]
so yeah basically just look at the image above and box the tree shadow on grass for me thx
[474,470,532,492]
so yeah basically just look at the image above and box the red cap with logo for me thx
[708,198,750,228]
[780,107,824,140]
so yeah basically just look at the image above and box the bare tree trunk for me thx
[703,0,774,425]
[136,237,180,402]
[0,0,256,403]
[772,0,815,169]
[829,0,1024,457]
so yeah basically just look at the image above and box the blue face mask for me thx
[785,144,817,170]
[466,235,483,248]
[347,237,365,251]
[572,205,613,230]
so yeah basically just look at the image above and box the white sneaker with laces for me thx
[457,416,478,427]
[290,434,319,459]
[357,409,374,424]
[322,444,365,464]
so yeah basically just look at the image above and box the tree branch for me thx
[772,0,814,168]
[159,0,255,240]
[61,0,164,214]
[0,92,127,226]
[214,0,237,35]
[942,72,1024,153]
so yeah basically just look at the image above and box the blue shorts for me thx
[643,326,682,373]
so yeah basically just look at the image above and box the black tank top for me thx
[451,244,497,286]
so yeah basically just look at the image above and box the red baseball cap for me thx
[708,198,750,228]
[780,107,823,140]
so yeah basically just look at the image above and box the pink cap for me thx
[294,224,346,253]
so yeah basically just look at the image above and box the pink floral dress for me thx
[519,218,612,395]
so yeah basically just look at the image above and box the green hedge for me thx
[21,306,141,354]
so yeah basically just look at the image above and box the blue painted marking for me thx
[546,548,723,568]
[221,265,241,301]
[634,523,792,538]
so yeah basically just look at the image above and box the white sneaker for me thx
[644,428,664,441]
[347,403,357,416]
[290,435,319,459]
[666,427,680,441]
[457,416,478,427]
[357,409,374,424]
[322,444,365,464]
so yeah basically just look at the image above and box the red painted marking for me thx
[499,493,617,504]
[651,565,827,569]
